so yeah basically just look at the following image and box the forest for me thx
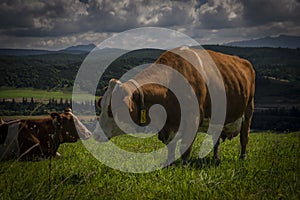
[0,45,299,131]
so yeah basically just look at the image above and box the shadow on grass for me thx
[166,157,220,169]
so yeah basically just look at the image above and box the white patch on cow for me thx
[68,112,91,140]
[96,80,123,141]
[184,47,204,69]
[115,80,122,84]
[179,46,190,51]
[180,46,209,85]
[0,122,20,160]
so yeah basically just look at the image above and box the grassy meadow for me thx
[0,88,72,100]
[0,87,95,102]
[0,132,299,199]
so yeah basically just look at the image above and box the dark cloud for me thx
[0,0,195,37]
[241,0,300,27]
[196,0,300,30]
[0,0,299,49]
[0,0,88,37]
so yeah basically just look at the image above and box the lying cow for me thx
[0,108,91,160]
[95,47,255,165]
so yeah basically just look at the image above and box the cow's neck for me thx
[126,81,168,104]
[47,119,63,156]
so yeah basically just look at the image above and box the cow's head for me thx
[50,108,91,142]
[94,78,141,142]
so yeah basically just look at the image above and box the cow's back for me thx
[137,47,255,125]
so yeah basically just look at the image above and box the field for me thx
[0,132,299,199]
[0,88,95,102]
[0,88,72,100]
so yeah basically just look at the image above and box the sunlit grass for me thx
[0,132,299,199]
[0,87,95,101]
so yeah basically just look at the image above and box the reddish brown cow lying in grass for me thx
[0,109,91,160]
[94,47,255,165]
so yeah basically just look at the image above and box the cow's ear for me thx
[50,112,61,121]
[97,96,103,108]
[109,78,122,88]
[103,86,108,92]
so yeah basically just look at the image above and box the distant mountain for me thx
[0,48,52,56]
[0,43,97,56]
[60,43,97,54]
[225,35,300,49]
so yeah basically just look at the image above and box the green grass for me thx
[0,132,299,199]
[0,87,95,101]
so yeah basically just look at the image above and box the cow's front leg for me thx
[180,145,193,166]
[158,129,176,166]
[165,140,176,166]
[213,136,220,161]
[180,133,196,166]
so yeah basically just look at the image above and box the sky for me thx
[0,0,299,50]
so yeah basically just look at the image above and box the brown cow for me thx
[95,47,255,165]
[0,108,91,160]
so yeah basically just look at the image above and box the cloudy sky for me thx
[0,0,299,50]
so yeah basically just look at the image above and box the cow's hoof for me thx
[182,160,189,168]
[35,157,46,161]
[164,161,176,168]
[213,157,221,165]
[239,154,247,160]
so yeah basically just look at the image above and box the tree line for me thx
[251,107,300,132]
[1,98,299,132]
[0,97,100,116]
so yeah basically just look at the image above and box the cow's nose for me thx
[93,133,109,142]
[93,123,108,142]
[81,130,92,140]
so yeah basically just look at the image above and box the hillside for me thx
[0,53,87,89]
[203,45,300,82]
[0,46,299,105]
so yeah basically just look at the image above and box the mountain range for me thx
[0,35,299,56]
[225,35,300,49]
[0,43,97,56]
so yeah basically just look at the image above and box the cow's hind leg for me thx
[240,98,254,159]
[180,113,204,165]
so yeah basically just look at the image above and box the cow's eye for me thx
[97,97,103,109]
[107,109,113,117]
[107,104,113,117]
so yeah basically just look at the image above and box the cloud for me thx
[242,0,300,27]
[196,0,244,29]
[0,0,299,49]
[0,0,88,37]
[0,0,197,37]
[195,0,300,29]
